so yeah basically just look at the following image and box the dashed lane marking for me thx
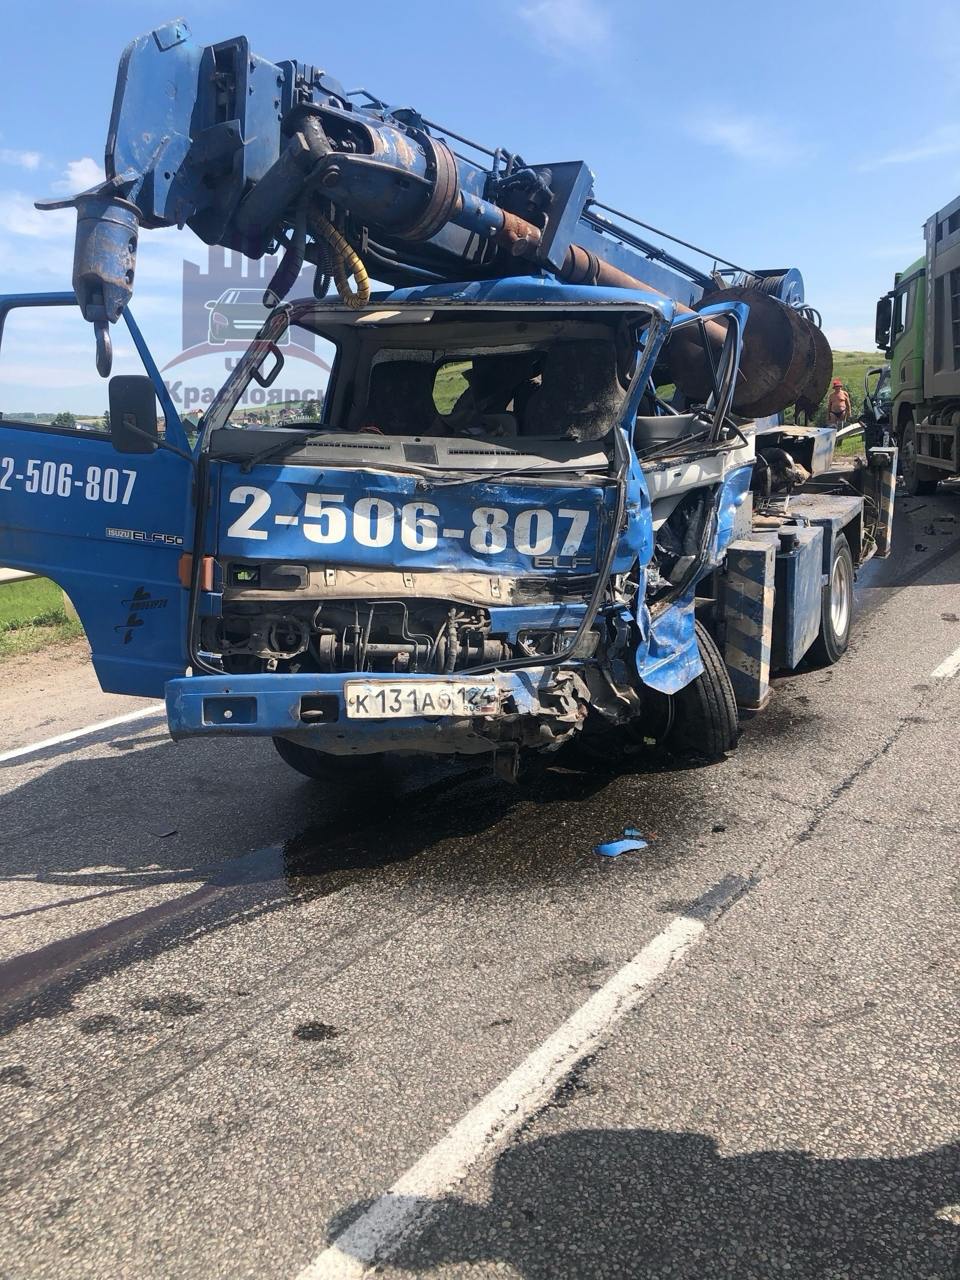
[931,642,960,680]
[0,704,165,764]
[296,873,754,1279]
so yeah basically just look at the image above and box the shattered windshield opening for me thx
[353,332,625,442]
[203,304,661,453]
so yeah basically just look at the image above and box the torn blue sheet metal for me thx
[714,462,754,556]
[634,585,703,695]
[612,440,655,573]
[628,459,752,697]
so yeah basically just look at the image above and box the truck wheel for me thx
[901,420,940,495]
[666,620,739,758]
[272,736,384,780]
[809,533,854,666]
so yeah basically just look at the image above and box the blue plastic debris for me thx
[594,835,649,858]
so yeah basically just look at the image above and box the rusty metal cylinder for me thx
[556,244,732,349]
[666,287,833,418]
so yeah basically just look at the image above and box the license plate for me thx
[344,679,500,719]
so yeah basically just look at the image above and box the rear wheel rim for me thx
[830,552,852,637]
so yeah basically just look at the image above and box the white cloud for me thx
[0,192,74,242]
[517,0,612,61]
[0,148,43,171]
[860,125,960,171]
[686,114,814,166]
[53,156,104,193]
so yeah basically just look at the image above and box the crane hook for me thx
[95,320,113,378]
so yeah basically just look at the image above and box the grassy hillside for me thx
[433,351,883,427]
[785,350,884,427]
[824,350,885,419]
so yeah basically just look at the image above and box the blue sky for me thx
[1,0,958,412]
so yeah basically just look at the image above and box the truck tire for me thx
[809,533,854,666]
[666,620,739,758]
[272,736,384,780]
[901,420,940,495]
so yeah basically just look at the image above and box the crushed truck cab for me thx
[0,284,896,780]
[163,284,752,769]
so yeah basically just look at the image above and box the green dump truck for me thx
[875,193,960,493]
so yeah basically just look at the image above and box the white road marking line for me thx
[931,643,960,680]
[0,704,165,764]
[297,875,750,1280]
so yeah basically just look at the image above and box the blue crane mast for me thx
[39,18,831,414]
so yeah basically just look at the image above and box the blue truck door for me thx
[0,296,194,697]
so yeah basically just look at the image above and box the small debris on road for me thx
[595,830,649,858]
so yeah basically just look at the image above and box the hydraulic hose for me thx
[307,205,370,309]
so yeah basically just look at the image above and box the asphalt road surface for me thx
[1,482,958,1279]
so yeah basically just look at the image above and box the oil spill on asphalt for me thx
[138,993,206,1018]
[293,1021,340,1041]
[0,1064,31,1087]
[77,1013,122,1034]
[0,767,503,1034]
[553,956,611,982]
[737,696,823,750]
[0,749,714,1037]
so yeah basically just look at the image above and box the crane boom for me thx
[37,18,830,412]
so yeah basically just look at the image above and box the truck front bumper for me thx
[164,668,570,756]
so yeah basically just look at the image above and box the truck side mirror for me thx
[875,296,892,352]
[108,375,159,454]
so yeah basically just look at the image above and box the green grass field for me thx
[433,361,470,414]
[796,349,886,458]
[0,576,83,660]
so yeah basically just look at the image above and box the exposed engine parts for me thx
[206,598,513,675]
[751,447,811,502]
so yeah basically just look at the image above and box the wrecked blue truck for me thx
[0,20,898,779]
[0,282,895,780]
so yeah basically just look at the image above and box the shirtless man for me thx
[827,378,852,427]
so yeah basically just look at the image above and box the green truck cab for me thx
[876,194,960,493]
